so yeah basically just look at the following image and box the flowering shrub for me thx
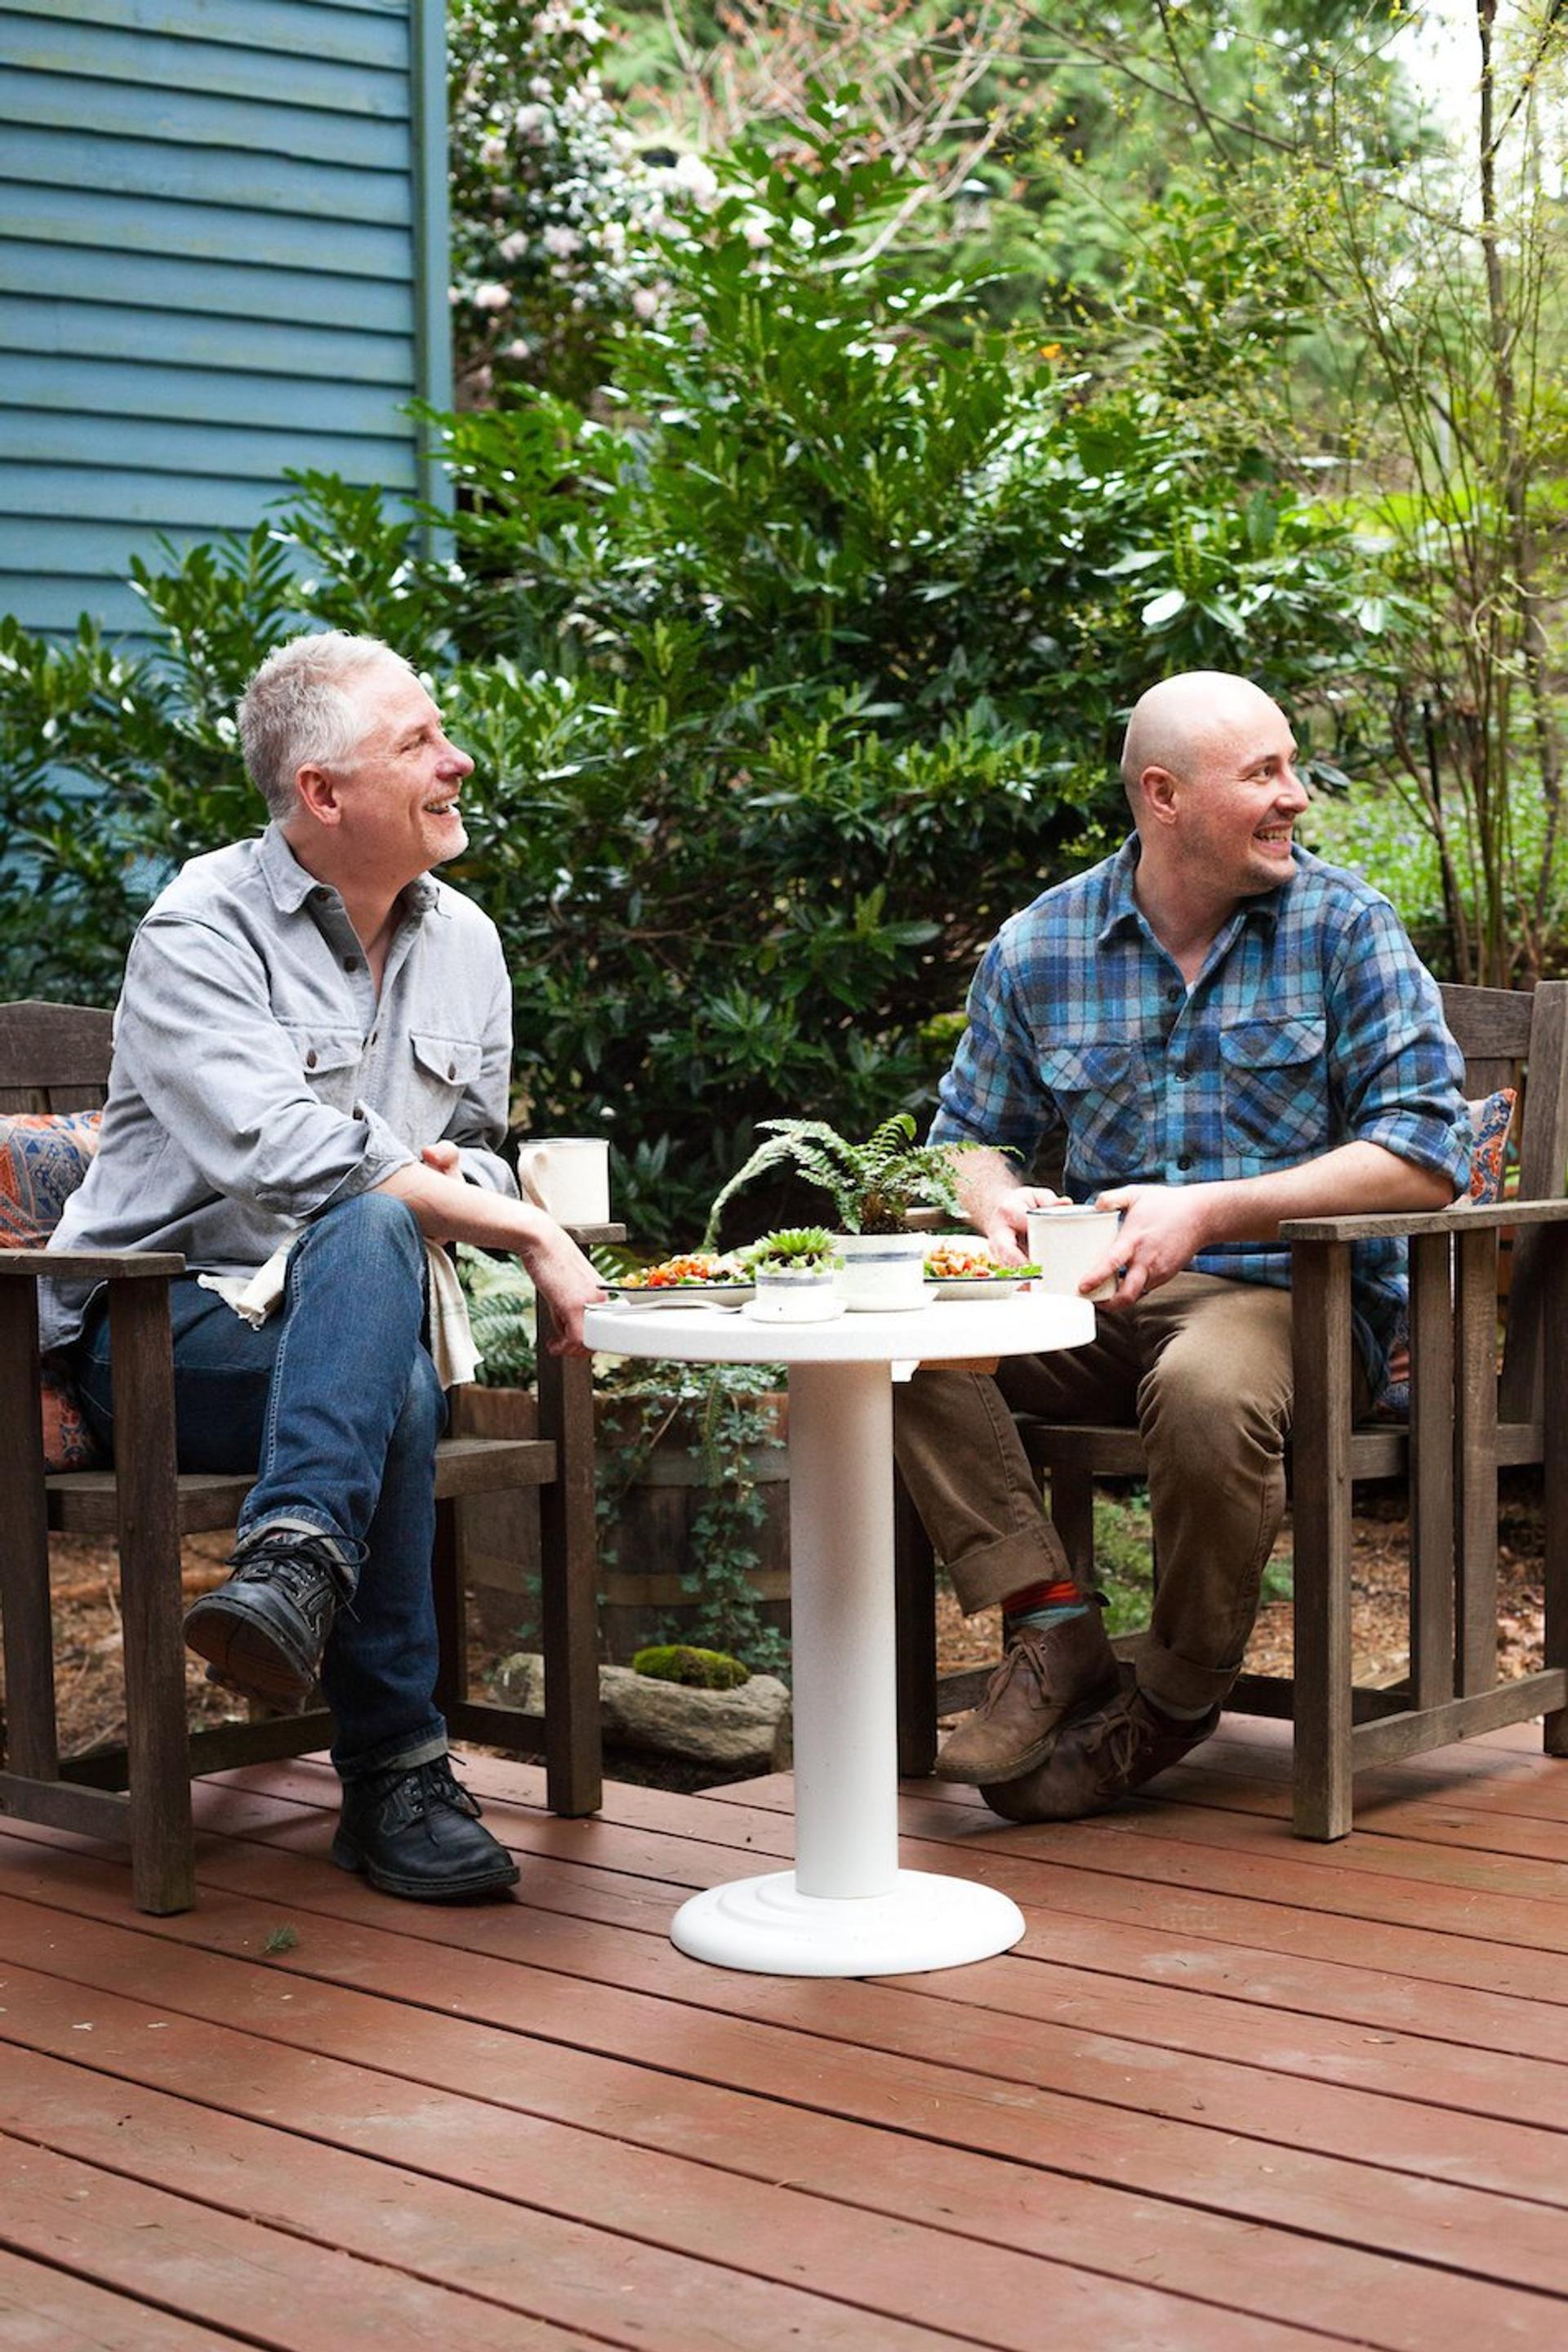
[449,3,717,403]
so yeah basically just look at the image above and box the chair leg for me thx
[537,1312,603,1816]
[431,1496,466,1717]
[1542,1226,1568,1758]
[109,1281,195,1914]
[1289,1242,1356,1840]
[0,1284,62,1782]
[893,1469,938,1777]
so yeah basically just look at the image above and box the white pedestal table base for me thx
[671,1868,1026,1977]
[582,1293,1094,1978]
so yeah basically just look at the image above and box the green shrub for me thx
[0,115,1372,1242]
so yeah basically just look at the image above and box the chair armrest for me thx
[561,1222,626,1247]
[1280,1197,1568,1245]
[0,1248,185,1280]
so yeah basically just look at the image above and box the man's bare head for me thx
[1120,672,1286,810]
[1119,670,1307,911]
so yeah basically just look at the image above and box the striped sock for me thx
[1002,1576,1089,1634]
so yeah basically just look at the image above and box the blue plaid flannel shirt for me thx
[932,838,1472,1389]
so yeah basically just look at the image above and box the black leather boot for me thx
[331,1755,519,1901]
[183,1525,351,1709]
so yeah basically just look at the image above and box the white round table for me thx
[584,1290,1096,1976]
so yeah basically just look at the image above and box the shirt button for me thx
[369,1030,379,1046]
[305,1049,318,1069]
[1166,985,1181,1002]
[1178,1154,1192,1171]
[344,955,360,972]
[312,887,330,903]
[447,1061,457,1080]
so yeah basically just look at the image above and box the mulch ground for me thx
[38,1475,1549,1766]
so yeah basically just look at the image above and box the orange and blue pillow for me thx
[0,1109,104,1468]
[1377,1087,1515,1415]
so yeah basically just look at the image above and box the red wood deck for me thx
[1,1715,1566,2349]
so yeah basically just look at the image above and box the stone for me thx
[492,1651,792,1771]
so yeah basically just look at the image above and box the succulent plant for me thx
[739,1225,843,1272]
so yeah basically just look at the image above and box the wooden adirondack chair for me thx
[0,999,617,1913]
[895,980,1568,1837]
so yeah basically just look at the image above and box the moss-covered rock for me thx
[631,1643,750,1690]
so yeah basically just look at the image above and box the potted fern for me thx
[706,1115,973,1312]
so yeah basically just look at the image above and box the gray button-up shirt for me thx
[42,824,516,1355]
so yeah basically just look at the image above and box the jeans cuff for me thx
[236,1511,363,1595]
[335,1723,448,1785]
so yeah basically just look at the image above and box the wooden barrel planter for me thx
[452,1386,791,1664]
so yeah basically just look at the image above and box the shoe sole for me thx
[329,1833,519,1902]
[183,1593,317,1710]
[929,1666,1124,1785]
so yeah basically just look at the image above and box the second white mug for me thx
[1025,1205,1121,1303]
[515,1137,611,1225]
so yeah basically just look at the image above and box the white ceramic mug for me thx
[1025,1205,1122,1303]
[515,1137,611,1224]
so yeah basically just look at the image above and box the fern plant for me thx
[704,1114,972,1243]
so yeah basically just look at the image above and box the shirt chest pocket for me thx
[1035,1038,1148,1179]
[284,1027,363,1113]
[1219,1014,1329,1161]
[410,1030,484,1122]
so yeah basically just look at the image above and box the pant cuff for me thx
[235,1511,363,1594]
[334,1724,448,1784]
[948,1523,1072,1615]
[1134,1632,1236,1718]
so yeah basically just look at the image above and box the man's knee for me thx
[313,1191,422,1255]
[298,1195,425,1309]
[1140,1344,1289,1464]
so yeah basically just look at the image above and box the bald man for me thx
[897,671,1470,1818]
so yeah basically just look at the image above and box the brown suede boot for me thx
[979,1668,1219,1822]
[931,1605,1120,1784]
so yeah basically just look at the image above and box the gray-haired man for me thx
[45,631,604,1902]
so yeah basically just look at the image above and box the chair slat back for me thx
[1441,979,1568,1428]
[0,1001,113,1114]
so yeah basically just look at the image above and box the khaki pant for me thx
[893,1273,1370,1717]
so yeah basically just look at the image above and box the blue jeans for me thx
[73,1194,449,1782]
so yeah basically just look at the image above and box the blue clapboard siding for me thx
[0,0,452,643]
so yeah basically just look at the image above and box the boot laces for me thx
[987,1622,1071,1707]
[229,1531,351,1627]
[1079,1695,1144,1783]
[374,1757,482,1833]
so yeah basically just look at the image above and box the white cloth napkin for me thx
[198,1233,481,1388]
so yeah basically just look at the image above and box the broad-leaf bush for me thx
[0,118,1371,1246]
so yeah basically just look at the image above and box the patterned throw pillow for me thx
[0,1109,104,1470]
[1375,1087,1516,1417]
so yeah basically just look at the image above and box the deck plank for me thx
[0,2244,243,2350]
[1,1717,1566,2345]
[0,2130,596,2352]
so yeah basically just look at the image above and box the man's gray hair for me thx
[238,631,415,822]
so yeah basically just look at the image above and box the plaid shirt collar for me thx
[1095,833,1284,960]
